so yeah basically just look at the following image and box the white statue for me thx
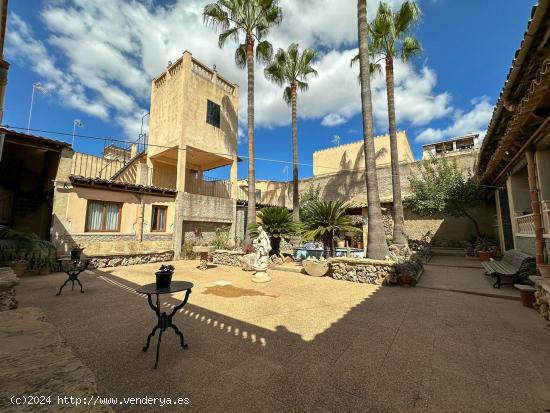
[252,226,272,283]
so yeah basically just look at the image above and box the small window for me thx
[151,205,167,232]
[206,100,221,128]
[85,201,121,232]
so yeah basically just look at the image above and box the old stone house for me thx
[51,51,242,264]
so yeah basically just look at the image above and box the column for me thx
[173,144,187,259]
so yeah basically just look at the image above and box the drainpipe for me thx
[526,148,545,265]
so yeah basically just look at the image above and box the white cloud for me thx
[5,13,110,120]
[415,96,493,143]
[4,0,476,142]
[322,113,347,127]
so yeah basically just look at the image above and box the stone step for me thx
[431,247,465,256]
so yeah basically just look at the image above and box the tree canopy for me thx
[404,157,482,236]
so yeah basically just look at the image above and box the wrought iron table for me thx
[56,258,91,296]
[136,281,194,369]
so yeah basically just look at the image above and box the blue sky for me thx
[3,0,532,181]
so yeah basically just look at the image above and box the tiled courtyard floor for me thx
[16,259,550,412]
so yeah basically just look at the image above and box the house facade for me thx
[476,0,550,317]
[422,134,480,160]
[477,2,550,259]
[51,51,241,264]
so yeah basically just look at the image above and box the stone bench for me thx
[0,307,112,412]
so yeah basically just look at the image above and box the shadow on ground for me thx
[15,261,550,413]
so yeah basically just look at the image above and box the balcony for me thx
[516,213,535,235]
[185,175,232,199]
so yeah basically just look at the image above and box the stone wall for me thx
[329,257,395,285]
[0,267,18,311]
[182,221,233,246]
[211,249,245,267]
[89,251,173,269]
[328,255,423,286]
[67,233,173,256]
[531,276,550,320]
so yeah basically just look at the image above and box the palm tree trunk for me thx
[246,35,256,242]
[291,83,299,222]
[322,231,334,258]
[385,56,407,245]
[357,0,389,260]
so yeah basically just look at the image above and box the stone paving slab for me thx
[13,260,550,412]
[0,307,112,412]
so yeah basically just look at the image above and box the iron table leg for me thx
[142,290,191,368]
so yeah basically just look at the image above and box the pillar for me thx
[172,144,187,259]
[526,149,545,265]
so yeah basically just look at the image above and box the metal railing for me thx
[185,175,231,198]
[71,153,125,179]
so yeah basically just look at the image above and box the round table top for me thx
[136,281,194,295]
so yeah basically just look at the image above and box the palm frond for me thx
[264,42,317,104]
[256,39,273,64]
[283,86,292,105]
[394,1,421,35]
[400,36,422,62]
[218,27,240,49]
[235,43,247,69]
[203,3,230,33]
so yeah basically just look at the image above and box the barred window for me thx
[206,100,221,128]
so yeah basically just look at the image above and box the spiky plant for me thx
[302,200,359,258]
[203,0,283,241]
[249,206,299,256]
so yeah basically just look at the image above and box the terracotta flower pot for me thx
[38,266,50,276]
[478,251,492,261]
[10,261,27,276]
[537,263,550,278]
[519,289,536,308]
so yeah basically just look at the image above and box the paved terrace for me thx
[15,259,550,412]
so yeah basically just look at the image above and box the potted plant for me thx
[155,264,174,288]
[0,225,53,276]
[476,237,493,261]
[71,244,85,260]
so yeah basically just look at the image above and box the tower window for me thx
[206,100,221,128]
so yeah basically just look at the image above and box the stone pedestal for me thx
[192,246,213,270]
[252,266,271,283]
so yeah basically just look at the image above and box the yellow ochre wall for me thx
[147,51,239,162]
[312,131,414,176]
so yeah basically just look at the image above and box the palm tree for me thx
[302,200,359,258]
[357,0,389,260]
[264,44,318,222]
[248,206,299,256]
[203,0,283,239]
[369,1,421,245]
